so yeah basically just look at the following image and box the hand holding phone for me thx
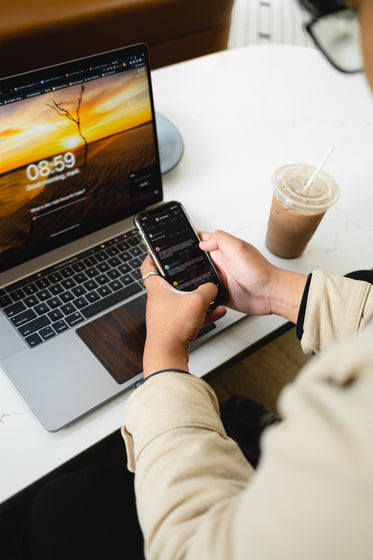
[134,201,227,310]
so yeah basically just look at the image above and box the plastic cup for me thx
[265,164,340,258]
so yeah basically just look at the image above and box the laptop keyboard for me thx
[0,229,147,348]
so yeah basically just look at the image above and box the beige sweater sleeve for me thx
[123,321,373,560]
[301,269,373,354]
[122,372,253,559]
[121,271,373,560]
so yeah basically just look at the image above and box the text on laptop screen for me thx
[0,45,162,272]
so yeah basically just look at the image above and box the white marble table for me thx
[1,44,373,508]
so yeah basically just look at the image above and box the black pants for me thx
[22,466,144,560]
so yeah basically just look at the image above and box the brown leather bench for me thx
[0,0,234,78]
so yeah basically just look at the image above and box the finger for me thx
[197,231,212,242]
[204,305,227,325]
[140,256,164,292]
[196,282,218,309]
[141,254,159,276]
[199,231,219,251]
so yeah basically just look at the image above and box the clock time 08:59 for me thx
[26,152,76,181]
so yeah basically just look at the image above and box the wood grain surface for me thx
[77,295,147,384]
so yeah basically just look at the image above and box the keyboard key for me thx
[34,303,50,315]
[108,256,121,267]
[83,279,98,291]
[37,289,52,301]
[23,283,38,295]
[60,291,74,303]
[95,251,108,262]
[85,266,99,278]
[48,272,63,283]
[48,309,64,322]
[119,251,131,262]
[19,315,51,337]
[118,241,130,251]
[97,285,112,298]
[106,246,119,256]
[130,246,143,257]
[11,309,37,327]
[3,301,26,318]
[61,303,76,316]
[10,289,25,301]
[61,278,76,290]
[60,266,74,278]
[96,274,109,286]
[109,279,123,291]
[0,294,12,308]
[120,274,134,286]
[46,296,62,309]
[39,326,56,340]
[86,291,100,303]
[73,272,88,284]
[53,319,69,333]
[24,295,39,307]
[65,312,84,327]
[74,296,88,309]
[84,256,97,267]
[72,262,86,273]
[36,278,50,290]
[118,263,131,274]
[129,258,142,269]
[25,333,43,347]
[49,283,64,295]
[72,285,87,297]
[107,268,121,280]
[97,262,110,273]
[81,283,142,319]
[128,236,140,247]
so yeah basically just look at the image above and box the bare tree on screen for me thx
[47,85,88,166]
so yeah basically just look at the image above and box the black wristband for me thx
[296,273,312,341]
[135,369,190,388]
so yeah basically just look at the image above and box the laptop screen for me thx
[0,44,162,273]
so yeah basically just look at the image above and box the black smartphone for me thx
[134,201,227,309]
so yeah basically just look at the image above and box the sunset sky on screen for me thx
[0,69,151,174]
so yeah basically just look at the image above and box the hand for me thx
[141,256,226,377]
[199,230,307,323]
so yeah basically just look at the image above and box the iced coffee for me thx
[265,164,339,259]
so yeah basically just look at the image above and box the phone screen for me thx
[136,201,227,306]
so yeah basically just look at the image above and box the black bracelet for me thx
[296,273,312,340]
[135,369,190,388]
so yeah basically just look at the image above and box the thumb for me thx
[195,282,218,310]
[199,232,218,252]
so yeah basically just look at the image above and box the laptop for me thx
[0,44,243,431]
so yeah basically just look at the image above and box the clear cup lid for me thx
[273,164,340,214]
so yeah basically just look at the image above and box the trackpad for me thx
[77,295,216,385]
[77,296,147,385]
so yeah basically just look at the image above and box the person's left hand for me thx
[141,255,226,377]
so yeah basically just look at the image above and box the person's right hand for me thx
[199,230,307,323]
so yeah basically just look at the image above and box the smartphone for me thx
[134,201,227,309]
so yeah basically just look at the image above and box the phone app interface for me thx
[140,203,220,292]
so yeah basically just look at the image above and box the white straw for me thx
[305,145,335,191]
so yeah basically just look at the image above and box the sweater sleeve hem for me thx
[122,371,226,472]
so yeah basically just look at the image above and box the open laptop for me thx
[0,44,242,431]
